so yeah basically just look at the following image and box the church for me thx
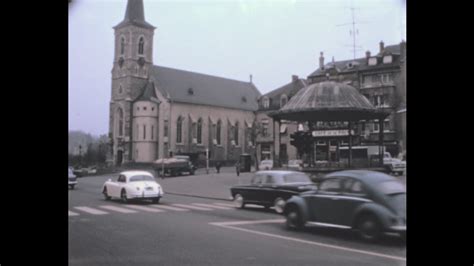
[108,0,261,166]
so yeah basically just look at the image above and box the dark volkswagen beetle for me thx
[284,170,406,241]
[230,171,317,213]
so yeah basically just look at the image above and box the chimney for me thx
[379,40,385,53]
[292,75,298,82]
[366,50,371,59]
[250,74,253,83]
[319,52,324,68]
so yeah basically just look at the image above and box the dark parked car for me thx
[230,171,317,213]
[284,170,406,241]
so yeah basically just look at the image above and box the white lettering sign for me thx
[312,130,355,137]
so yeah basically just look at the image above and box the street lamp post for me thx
[206,148,209,174]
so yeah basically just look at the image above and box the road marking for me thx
[74,206,109,215]
[99,205,138,214]
[191,203,233,210]
[211,219,285,226]
[171,203,213,211]
[123,205,165,212]
[209,219,406,262]
[69,211,79,216]
[212,202,236,208]
[152,205,189,211]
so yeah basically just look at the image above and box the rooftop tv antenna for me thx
[336,3,369,59]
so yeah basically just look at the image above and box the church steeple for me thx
[114,0,155,30]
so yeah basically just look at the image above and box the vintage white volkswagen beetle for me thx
[102,171,163,203]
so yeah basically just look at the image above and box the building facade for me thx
[307,41,407,157]
[254,76,307,165]
[108,0,260,166]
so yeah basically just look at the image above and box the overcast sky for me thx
[69,0,406,136]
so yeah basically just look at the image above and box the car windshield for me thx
[377,180,406,195]
[283,173,311,183]
[129,175,155,182]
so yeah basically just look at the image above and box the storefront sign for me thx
[312,130,355,137]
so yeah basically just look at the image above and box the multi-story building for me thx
[306,41,407,157]
[255,76,307,165]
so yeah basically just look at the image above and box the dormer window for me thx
[262,97,270,108]
[383,55,393,64]
[241,96,247,103]
[188,88,194,95]
[368,57,377,66]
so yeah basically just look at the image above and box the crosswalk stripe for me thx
[74,206,109,215]
[171,203,213,211]
[212,202,236,208]
[99,205,138,214]
[124,205,165,212]
[69,211,79,216]
[192,203,233,210]
[152,205,189,211]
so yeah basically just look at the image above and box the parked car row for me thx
[230,170,406,241]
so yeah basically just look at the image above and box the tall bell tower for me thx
[108,0,155,165]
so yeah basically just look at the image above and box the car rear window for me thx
[377,180,405,195]
[129,175,155,182]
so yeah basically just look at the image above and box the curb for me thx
[165,191,233,202]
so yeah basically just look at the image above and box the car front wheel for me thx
[103,187,111,200]
[152,197,160,204]
[356,214,382,241]
[285,206,303,230]
[121,190,128,203]
[234,194,245,209]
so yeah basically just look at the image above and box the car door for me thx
[237,174,263,204]
[260,174,279,205]
[109,175,125,198]
[307,177,345,224]
[338,178,372,226]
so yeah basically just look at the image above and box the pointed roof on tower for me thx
[114,0,155,30]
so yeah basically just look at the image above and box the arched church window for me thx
[138,37,144,55]
[120,36,125,55]
[216,120,221,145]
[116,108,124,137]
[234,122,239,146]
[197,119,203,144]
[176,117,183,143]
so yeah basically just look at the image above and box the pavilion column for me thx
[378,118,384,167]
[348,121,352,168]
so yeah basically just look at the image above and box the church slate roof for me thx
[135,81,159,102]
[149,65,261,111]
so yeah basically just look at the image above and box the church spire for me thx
[114,0,155,29]
[124,0,145,22]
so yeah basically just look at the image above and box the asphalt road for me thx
[69,174,406,266]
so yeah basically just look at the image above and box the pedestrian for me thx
[215,161,221,174]
[235,161,240,176]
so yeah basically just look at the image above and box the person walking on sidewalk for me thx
[215,161,221,174]
[235,161,240,176]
